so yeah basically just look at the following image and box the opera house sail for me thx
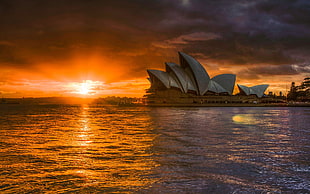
[237,84,269,98]
[146,52,270,105]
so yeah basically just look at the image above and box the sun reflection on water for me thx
[62,105,159,191]
[0,105,158,193]
[76,104,92,147]
[232,114,258,125]
[2,106,308,193]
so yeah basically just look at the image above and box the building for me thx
[145,52,271,105]
[237,84,269,98]
[287,78,310,102]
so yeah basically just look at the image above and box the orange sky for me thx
[0,53,303,98]
[0,52,153,97]
[0,0,309,97]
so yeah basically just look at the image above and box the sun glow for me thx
[78,82,91,95]
[71,80,102,96]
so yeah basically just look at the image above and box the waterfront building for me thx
[145,52,271,105]
[288,78,310,102]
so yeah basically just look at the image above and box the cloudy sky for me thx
[1,0,309,97]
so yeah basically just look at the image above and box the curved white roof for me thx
[179,52,210,95]
[147,69,182,90]
[147,52,270,98]
[168,73,181,89]
[208,80,227,93]
[187,79,196,92]
[237,84,269,98]
[250,84,269,98]
[237,84,250,95]
[211,74,236,95]
[165,62,197,93]
[184,67,198,93]
[147,69,170,88]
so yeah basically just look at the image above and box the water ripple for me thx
[0,105,309,193]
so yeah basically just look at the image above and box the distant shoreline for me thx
[2,103,309,107]
[145,103,310,107]
[1,97,309,107]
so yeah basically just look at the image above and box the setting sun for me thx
[78,81,91,95]
[70,80,101,96]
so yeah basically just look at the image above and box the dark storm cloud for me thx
[239,64,310,76]
[0,0,309,80]
[178,34,295,66]
[156,0,310,66]
[238,63,310,79]
[0,0,175,73]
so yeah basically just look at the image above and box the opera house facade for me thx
[145,52,270,105]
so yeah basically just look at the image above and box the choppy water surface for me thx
[0,105,309,193]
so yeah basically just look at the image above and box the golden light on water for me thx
[232,114,257,125]
[63,105,158,190]
[0,105,159,192]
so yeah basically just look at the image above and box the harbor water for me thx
[0,105,309,193]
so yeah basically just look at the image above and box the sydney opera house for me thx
[145,52,270,105]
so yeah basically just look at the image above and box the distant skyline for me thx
[1,0,310,97]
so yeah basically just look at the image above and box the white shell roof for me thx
[147,69,182,90]
[179,52,210,95]
[208,80,227,93]
[238,84,250,95]
[147,69,170,88]
[250,84,269,98]
[237,84,269,98]
[211,74,236,95]
[165,62,197,93]
[184,67,198,93]
[168,74,181,89]
[187,79,196,92]
[146,52,272,97]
